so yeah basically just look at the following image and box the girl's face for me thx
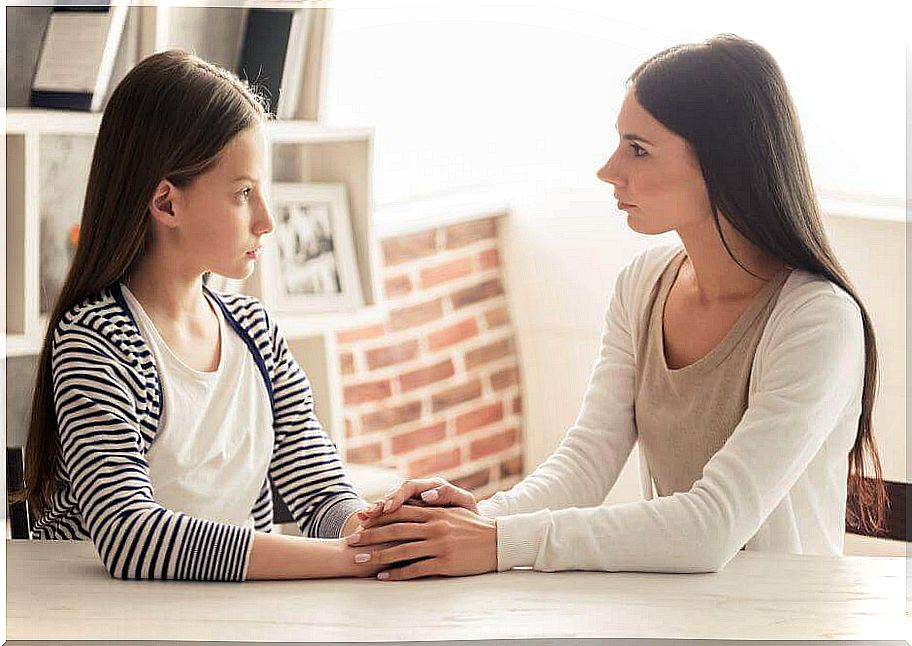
[172,123,274,280]
[596,89,712,235]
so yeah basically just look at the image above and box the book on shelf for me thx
[236,3,311,119]
[30,0,129,112]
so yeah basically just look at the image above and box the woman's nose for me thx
[596,155,623,187]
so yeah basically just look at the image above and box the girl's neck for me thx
[125,255,211,325]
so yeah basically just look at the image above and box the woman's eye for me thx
[630,142,647,157]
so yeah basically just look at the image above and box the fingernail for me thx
[377,572,389,580]
[354,553,371,564]
[383,499,393,512]
[346,533,360,545]
[421,489,439,502]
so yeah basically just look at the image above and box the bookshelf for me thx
[4,3,398,505]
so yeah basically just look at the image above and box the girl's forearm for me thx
[245,532,366,580]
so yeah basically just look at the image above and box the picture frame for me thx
[259,182,363,313]
[30,0,130,112]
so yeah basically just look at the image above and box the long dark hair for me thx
[629,34,886,535]
[18,49,269,519]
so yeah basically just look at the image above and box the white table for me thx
[5,540,908,642]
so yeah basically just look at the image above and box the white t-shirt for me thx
[121,285,274,529]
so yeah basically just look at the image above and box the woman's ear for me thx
[148,180,179,228]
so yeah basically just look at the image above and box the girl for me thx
[18,50,386,581]
[347,34,888,580]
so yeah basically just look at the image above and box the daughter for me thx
[19,50,384,581]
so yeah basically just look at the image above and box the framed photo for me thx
[261,182,363,313]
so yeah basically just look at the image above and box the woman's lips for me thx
[618,202,637,210]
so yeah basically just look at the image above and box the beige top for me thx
[635,248,792,497]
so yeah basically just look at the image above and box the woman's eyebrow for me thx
[621,133,655,146]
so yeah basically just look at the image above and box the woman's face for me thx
[172,123,275,280]
[596,88,712,235]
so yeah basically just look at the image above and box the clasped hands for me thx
[347,477,498,581]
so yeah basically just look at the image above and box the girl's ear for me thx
[149,180,179,228]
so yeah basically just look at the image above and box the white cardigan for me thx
[477,243,865,573]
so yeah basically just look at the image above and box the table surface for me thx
[5,540,909,642]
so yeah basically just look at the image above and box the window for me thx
[323,3,905,212]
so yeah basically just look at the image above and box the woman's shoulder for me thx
[771,268,863,335]
[614,242,683,299]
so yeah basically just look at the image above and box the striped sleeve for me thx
[265,318,369,538]
[52,321,255,580]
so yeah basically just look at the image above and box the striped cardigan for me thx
[32,282,368,581]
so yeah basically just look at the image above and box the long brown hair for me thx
[18,49,269,519]
[629,34,887,535]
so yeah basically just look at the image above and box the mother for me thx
[349,34,887,579]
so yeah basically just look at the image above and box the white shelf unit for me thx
[3,5,398,495]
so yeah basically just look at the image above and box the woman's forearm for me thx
[245,532,373,580]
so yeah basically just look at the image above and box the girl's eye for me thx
[239,187,253,201]
[630,142,647,158]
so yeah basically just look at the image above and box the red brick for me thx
[382,230,437,266]
[484,306,509,329]
[451,279,504,309]
[361,401,422,433]
[409,448,461,477]
[455,402,504,434]
[388,299,444,332]
[347,442,383,464]
[390,422,447,455]
[445,219,497,249]
[500,455,523,478]
[431,378,482,413]
[452,467,491,491]
[478,248,500,269]
[365,340,419,370]
[399,359,455,392]
[337,324,385,344]
[420,256,473,289]
[344,379,392,405]
[513,396,522,414]
[470,428,518,461]
[339,352,355,375]
[427,317,479,352]
[384,274,413,298]
[490,366,519,391]
[345,417,355,438]
[465,337,513,371]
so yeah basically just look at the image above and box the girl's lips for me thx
[246,247,261,258]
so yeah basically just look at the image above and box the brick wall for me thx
[336,216,524,499]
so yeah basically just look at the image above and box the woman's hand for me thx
[347,505,497,581]
[357,477,478,522]
[337,536,400,578]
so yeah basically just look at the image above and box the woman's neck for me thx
[676,215,786,305]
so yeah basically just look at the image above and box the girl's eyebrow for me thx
[231,174,259,183]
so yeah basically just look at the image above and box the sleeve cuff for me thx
[493,508,552,571]
[314,496,370,538]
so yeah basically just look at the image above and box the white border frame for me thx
[262,182,363,313]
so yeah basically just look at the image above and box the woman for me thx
[17,50,389,581]
[347,34,887,580]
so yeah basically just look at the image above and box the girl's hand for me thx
[347,505,497,581]
[337,538,400,578]
[357,477,478,522]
